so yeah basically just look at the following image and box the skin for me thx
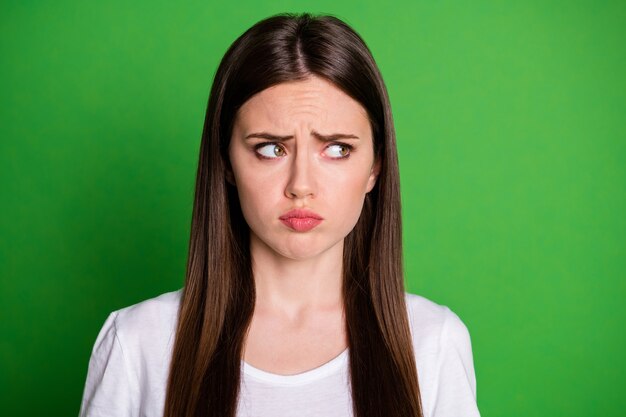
[228,75,380,374]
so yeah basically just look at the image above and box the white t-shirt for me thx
[78,289,481,417]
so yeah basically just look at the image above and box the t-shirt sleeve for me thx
[431,307,481,417]
[79,311,139,417]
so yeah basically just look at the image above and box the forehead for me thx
[234,76,371,135]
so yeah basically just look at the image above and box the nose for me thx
[284,146,316,199]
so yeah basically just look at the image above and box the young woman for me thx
[79,13,480,417]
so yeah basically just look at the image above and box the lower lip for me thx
[280,217,323,232]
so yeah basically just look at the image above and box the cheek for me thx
[235,172,276,225]
[230,150,267,211]
[325,171,370,224]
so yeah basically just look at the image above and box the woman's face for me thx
[228,75,380,261]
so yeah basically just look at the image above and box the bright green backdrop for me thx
[1,1,624,416]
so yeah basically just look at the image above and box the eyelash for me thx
[253,142,354,160]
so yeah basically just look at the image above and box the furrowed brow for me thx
[311,131,360,142]
[244,131,360,142]
[244,132,294,141]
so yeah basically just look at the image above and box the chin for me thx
[275,246,326,261]
[276,237,345,261]
[250,228,345,261]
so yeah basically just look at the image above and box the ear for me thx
[366,157,381,193]
[223,158,237,186]
[225,169,236,186]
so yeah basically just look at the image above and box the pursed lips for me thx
[279,208,324,232]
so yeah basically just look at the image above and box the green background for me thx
[1,1,624,416]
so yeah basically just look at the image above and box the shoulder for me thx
[403,292,473,356]
[403,292,480,415]
[80,289,184,416]
[113,288,183,326]
[94,288,183,365]
[109,288,183,344]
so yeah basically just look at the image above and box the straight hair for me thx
[164,12,423,417]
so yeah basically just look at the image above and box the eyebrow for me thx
[244,130,360,142]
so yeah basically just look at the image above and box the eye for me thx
[255,143,286,159]
[325,143,353,159]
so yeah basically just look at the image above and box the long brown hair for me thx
[164,12,423,417]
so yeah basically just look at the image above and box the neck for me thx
[249,232,344,318]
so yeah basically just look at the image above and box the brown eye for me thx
[325,143,352,159]
[256,143,285,158]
